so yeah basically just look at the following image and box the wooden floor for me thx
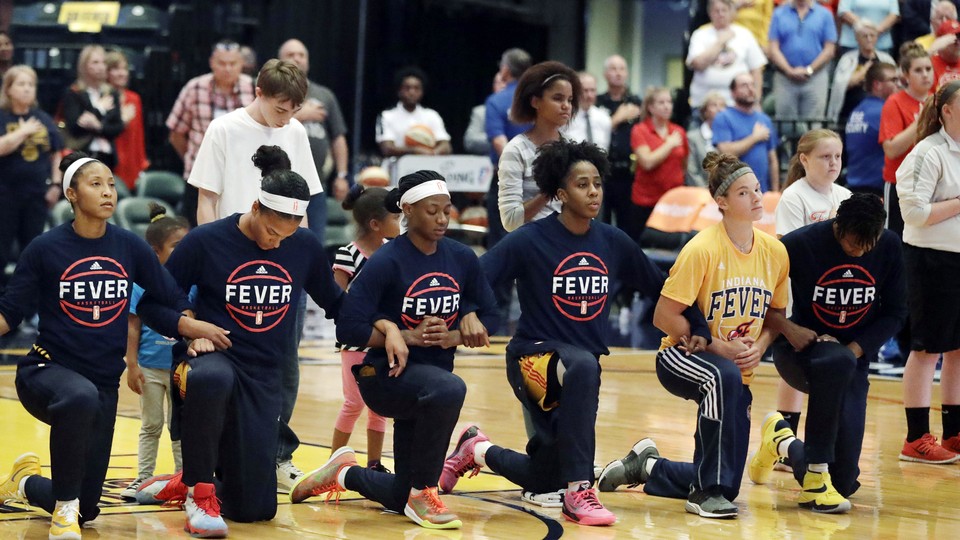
[1,339,959,539]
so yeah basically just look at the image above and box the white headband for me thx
[259,190,308,216]
[62,157,98,195]
[399,180,450,208]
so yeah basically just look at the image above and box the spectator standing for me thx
[61,45,123,169]
[562,72,612,150]
[768,0,838,120]
[931,20,960,91]
[166,40,254,227]
[845,62,898,197]
[915,1,959,51]
[837,0,900,55]
[688,92,728,187]
[596,54,642,233]
[463,73,505,156]
[826,21,895,123]
[105,50,149,191]
[713,72,780,191]
[687,0,767,113]
[0,31,14,79]
[734,0,775,52]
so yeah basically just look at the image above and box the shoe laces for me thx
[280,461,304,477]
[192,490,222,518]
[160,476,188,508]
[55,501,80,523]
[418,487,449,515]
[568,488,604,511]
[368,462,392,474]
[447,450,481,480]
[916,433,942,453]
[309,466,347,504]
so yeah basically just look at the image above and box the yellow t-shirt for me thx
[734,0,774,49]
[917,33,935,51]
[660,222,789,384]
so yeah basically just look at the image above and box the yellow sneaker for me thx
[0,453,41,505]
[50,499,81,539]
[799,471,851,513]
[748,412,795,485]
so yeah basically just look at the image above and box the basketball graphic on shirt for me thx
[550,252,609,322]
[224,260,294,332]
[58,256,130,328]
[400,272,461,330]
[812,264,877,329]
[404,124,437,149]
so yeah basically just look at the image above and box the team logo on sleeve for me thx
[224,261,293,332]
[400,272,461,329]
[550,252,609,322]
[812,265,877,329]
[59,257,130,327]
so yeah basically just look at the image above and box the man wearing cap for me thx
[915,1,959,52]
[932,19,960,91]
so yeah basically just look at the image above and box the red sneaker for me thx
[941,435,960,454]
[562,486,616,526]
[899,433,960,464]
[136,471,187,506]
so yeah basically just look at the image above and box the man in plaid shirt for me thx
[167,40,255,226]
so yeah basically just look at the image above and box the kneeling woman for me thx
[440,140,710,527]
[291,170,498,530]
[134,146,343,537]
[0,152,225,540]
[600,152,789,519]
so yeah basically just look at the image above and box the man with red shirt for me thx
[932,19,960,90]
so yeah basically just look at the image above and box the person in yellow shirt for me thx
[598,151,789,519]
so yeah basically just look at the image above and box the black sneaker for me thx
[597,438,659,492]
[685,486,738,519]
[368,461,391,474]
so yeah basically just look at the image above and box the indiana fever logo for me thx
[400,272,461,329]
[59,256,130,328]
[551,252,608,322]
[812,264,877,329]
[706,276,772,340]
[224,261,293,332]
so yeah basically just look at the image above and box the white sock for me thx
[187,485,194,496]
[474,441,493,467]
[645,457,657,476]
[337,466,352,489]
[409,487,422,497]
[777,437,797,458]
[18,476,30,496]
[808,463,828,473]
[567,480,590,494]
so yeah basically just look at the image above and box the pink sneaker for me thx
[562,487,616,526]
[439,425,488,493]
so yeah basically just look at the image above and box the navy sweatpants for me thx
[344,353,466,513]
[773,340,867,497]
[15,354,117,524]
[483,340,601,493]
[645,347,752,501]
[179,353,281,522]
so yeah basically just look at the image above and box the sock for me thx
[337,466,351,489]
[567,480,590,493]
[779,410,801,436]
[905,407,931,442]
[187,485,194,496]
[474,441,492,467]
[644,457,657,477]
[18,476,30,497]
[777,437,797,458]
[808,463,828,473]
[410,487,422,496]
[942,405,960,439]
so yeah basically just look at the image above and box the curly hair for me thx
[533,139,610,199]
[834,192,886,248]
[511,61,581,125]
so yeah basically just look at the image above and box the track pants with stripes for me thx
[644,346,752,501]
[773,339,867,497]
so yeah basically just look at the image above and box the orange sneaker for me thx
[899,433,960,464]
[942,435,960,454]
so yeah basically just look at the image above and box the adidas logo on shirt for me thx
[842,270,854,278]
[718,262,725,271]
[578,258,589,266]
[429,278,440,286]
[256,266,268,275]
[89,262,103,270]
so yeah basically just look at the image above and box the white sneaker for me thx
[277,460,304,494]
[184,483,227,537]
[521,489,564,508]
[120,478,144,500]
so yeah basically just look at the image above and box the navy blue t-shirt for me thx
[141,214,343,369]
[844,96,885,191]
[337,234,499,372]
[0,108,63,195]
[780,220,906,361]
[480,214,709,357]
[0,223,188,387]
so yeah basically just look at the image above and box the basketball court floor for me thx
[1,335,958,539]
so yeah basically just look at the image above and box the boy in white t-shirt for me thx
[189,58,322,225]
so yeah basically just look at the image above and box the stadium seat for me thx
[757,191,780,236]
[136,170,185,210]
[115,196,174,238]
[324,196,355,262]
[641,186,714,250]
[48,198,74,228]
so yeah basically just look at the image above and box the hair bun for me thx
[251,145,292,177]
[148,202,168,222]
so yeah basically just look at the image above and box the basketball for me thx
[358,166,390,187]
[173,361,191,399]
[403,124,437,149]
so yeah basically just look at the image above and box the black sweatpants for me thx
[601,167,633,235]
[178,353,280,522]
[0,191,47,289]
[645,347,752,501]
[484,340,601,493]
[774,340,868,497]
[344,353,466,513]
[15,355,117,524]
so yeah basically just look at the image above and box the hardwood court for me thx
[1,339,959,539]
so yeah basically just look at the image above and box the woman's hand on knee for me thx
[458,312,490,349]
[187,338,215,357]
